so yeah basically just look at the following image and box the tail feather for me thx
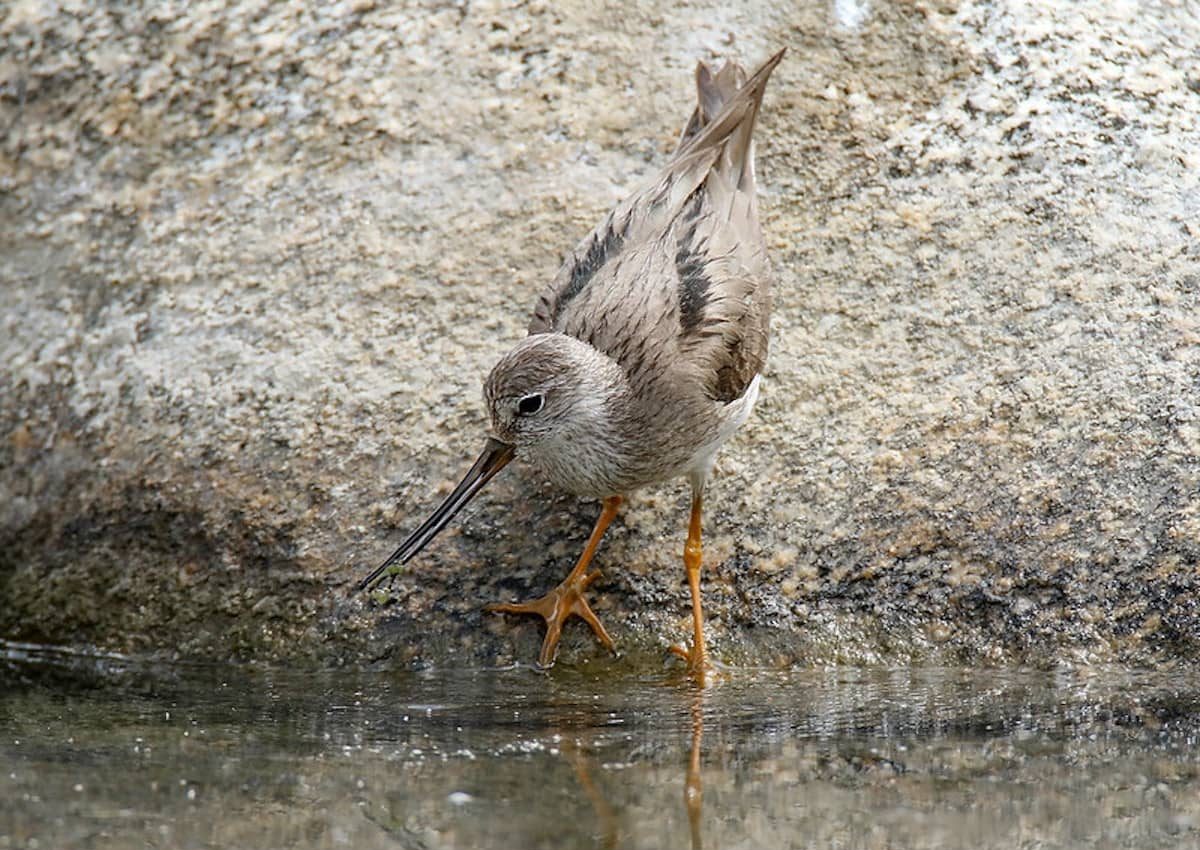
[676,60,748,149]
[672,49,785,193]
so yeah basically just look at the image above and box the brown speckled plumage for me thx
[512,50,782,497]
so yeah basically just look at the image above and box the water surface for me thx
[2,643,1197,849]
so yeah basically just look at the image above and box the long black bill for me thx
[358,437,515,591]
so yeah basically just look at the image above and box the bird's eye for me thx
[517,393,544,416]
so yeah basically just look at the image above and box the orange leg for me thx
[670,489,712,683]
[487,495,622,667]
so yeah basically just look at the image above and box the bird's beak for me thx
[358,437,515,591]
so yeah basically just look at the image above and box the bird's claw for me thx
[487,570,615,667]
[670,641,714,686]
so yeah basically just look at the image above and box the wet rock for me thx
[1,0,1197,665]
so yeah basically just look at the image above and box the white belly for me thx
[685,374,761,491]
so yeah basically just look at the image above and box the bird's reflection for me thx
[685,690,705,850]
[560,737,620,849]
[550,682,709,850]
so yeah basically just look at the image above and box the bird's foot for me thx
[670,641,715,687]
[487,570,615,668]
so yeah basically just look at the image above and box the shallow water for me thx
[2,643,1198,849]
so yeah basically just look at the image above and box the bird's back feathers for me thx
[529,50,783,407]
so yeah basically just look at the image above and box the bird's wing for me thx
[529,50,783,404]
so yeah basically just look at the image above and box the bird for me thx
[360,49,784,681]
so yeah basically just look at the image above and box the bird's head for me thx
[356,332,628,592]
[483,332,625,460]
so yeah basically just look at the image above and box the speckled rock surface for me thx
[2,0,1197,666]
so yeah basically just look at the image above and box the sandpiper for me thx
[361,50,784,680]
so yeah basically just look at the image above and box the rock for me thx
[1,0,1197,666]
